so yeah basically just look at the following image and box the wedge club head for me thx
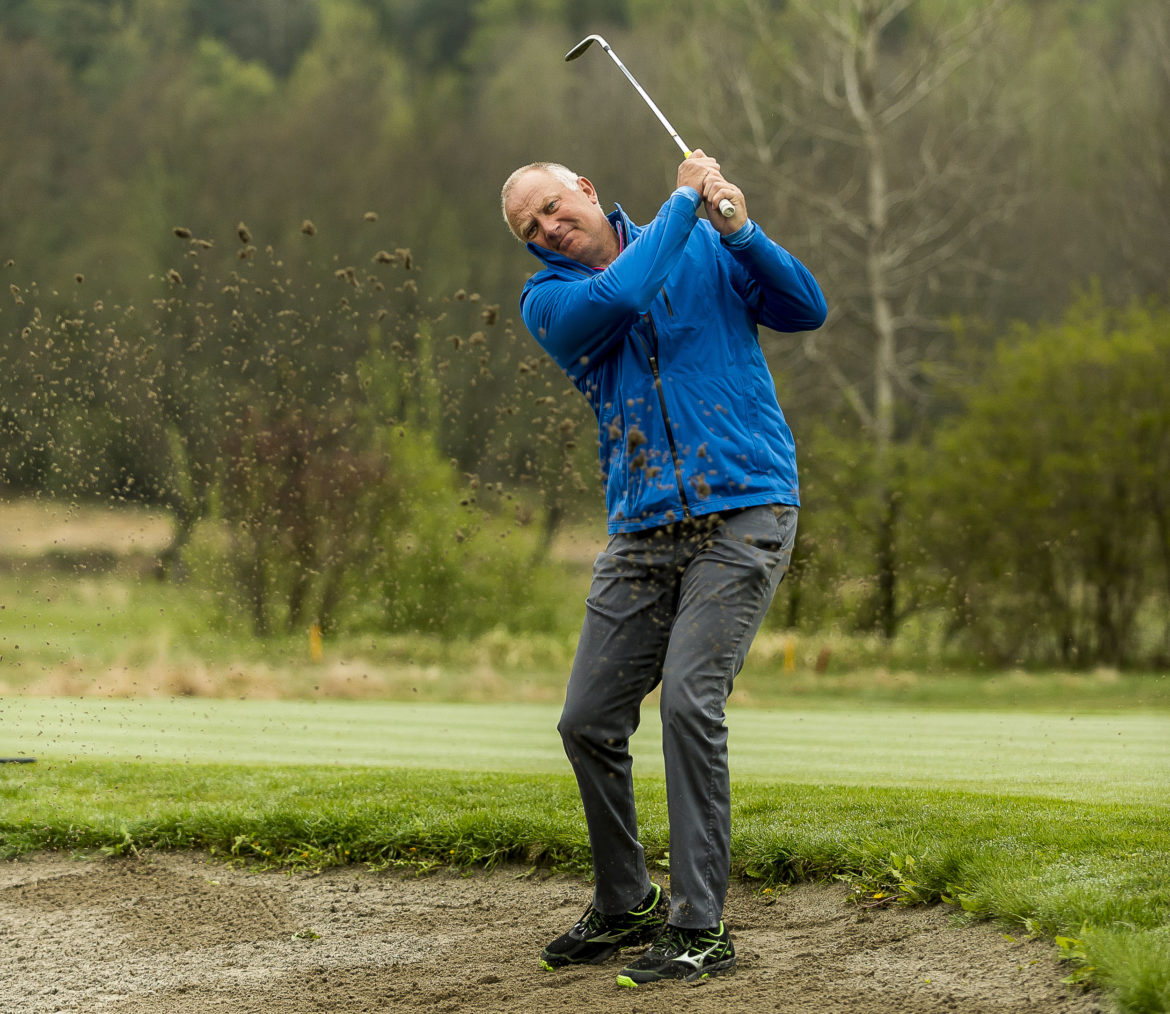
[564,34,602,62]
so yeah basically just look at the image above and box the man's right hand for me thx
[678,149,748,234]
[678,148,718,194]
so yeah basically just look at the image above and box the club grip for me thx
[718,199,735,218]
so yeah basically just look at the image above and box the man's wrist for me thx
[720,219,757,248]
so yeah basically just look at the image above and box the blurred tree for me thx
[1032,1,1170,306]
[360,0,479,69]
[0,35,90,271]
[4,0,1170,652]
[922,290,1170,667]
[188,0,320,76]
[216,402,390,636]
[667,0,1028,637]
[475,0,630,41]
[0,0,129,71]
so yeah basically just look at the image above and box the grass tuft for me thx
[1084,926,1170,1013]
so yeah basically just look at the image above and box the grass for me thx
[2,699,1169,1011]
[2,761,1169,1011]
[1,697,1168,804]
[4,567,1169,709]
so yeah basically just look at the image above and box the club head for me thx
[565,34,607,62]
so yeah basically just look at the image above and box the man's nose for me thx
[539,216,563,242]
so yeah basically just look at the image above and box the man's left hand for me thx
[700,169,747,234]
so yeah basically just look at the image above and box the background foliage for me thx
[1,0,1168,665]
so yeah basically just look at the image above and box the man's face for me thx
[505,170,618,269]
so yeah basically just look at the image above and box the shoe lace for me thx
[575,905,606,934]
[652,924,693,956]
[653,923,726,959]
[574,888,661,935]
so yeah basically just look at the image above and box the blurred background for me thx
[2,0,1168,700]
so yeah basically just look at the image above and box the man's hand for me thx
[677,149,748,235]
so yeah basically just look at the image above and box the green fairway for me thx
[2,696,1167,804]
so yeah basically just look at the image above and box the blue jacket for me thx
[519,186,826,534]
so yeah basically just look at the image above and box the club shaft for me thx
[567,36,735,218]
[592,39,691,156]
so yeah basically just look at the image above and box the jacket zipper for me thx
[563,254,689,519]
[640,312,691,519]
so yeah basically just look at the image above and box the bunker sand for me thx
[0,853,1106,1014]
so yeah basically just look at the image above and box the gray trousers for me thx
[558,504,797,929]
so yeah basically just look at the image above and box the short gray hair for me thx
[500,162,580,240]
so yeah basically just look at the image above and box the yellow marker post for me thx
[309,623,324,663]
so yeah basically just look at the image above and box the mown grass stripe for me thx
[2,697,1167,804]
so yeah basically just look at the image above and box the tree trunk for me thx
[846,1,900,638]
[1150,487,1170,661]
[876,487,898,639]
[155,504,196,583]
[242,530,269,638]
[286,527,315,633]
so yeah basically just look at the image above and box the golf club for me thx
[565,34,736,219]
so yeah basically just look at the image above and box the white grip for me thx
[718,199,735,218]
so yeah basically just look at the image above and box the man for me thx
[500,152,826,987]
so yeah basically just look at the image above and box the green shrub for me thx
[921,290,1170,667]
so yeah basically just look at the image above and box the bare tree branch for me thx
[802,320,876,433]
[879,0,1010,126]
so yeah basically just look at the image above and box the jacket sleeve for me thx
[520,188,704,374]
[719,221,827,332]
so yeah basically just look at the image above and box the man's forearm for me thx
[722,225,827,333]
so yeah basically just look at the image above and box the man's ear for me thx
[577,176,601,205]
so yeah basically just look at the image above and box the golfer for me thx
[500,152,826,986]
